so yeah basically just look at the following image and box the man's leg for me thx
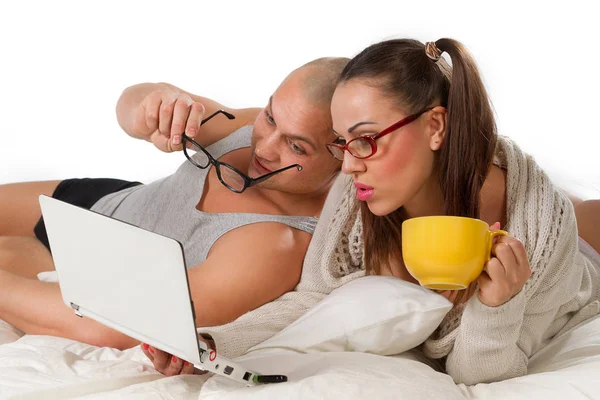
[0,234,136,349]
[0,180,61,237]
[0,184,138,349]
[0,180,60,277]
[0,269,138,349]
[575,200,600,253]
[0,236,54,278]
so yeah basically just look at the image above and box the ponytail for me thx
[434,38,497,218]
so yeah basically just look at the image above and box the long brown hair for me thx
[338,38,497,277]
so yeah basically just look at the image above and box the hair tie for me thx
[425,42,442,62]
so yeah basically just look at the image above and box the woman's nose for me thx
[341,152,365,175]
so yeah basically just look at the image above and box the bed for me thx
[1,276,600,400]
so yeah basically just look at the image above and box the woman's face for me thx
[330,79,445,217]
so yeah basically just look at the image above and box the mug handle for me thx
[486,229,510,261]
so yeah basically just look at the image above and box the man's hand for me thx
[141,336,211,376]
[117,82,261,148]
[133,89,206,153]
[476,222,531,307]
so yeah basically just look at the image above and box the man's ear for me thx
[428,106,447,151]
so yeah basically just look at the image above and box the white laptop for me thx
[39,195,287,386]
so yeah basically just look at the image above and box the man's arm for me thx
[116,82,262,147]
[187,221,311,327]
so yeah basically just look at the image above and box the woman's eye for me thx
[333,136,346,145]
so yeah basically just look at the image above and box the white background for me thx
[1,0,598,198]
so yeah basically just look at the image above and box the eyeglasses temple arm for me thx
[373,114,419,141]
[201,110,236,125]
[250,164,302,185]
[373,107,433,141]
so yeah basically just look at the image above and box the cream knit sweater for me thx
[198,173,365,357]
[199,136,600,388]
[422,136,600,385]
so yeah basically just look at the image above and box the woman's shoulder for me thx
[480,164,508,228]
[496,135,579,292]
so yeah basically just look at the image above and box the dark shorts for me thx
[34,178,142,252]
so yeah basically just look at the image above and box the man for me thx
[0,58,348,358]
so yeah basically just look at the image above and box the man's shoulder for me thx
[209,220,311,261]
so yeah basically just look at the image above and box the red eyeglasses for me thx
[326,108,433,160]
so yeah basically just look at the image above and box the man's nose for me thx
[341,151,366,175]
[255,131,279,161]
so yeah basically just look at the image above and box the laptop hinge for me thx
[70,302,83,318]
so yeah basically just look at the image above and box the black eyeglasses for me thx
[182,110,303,193]
[326,108,433,160]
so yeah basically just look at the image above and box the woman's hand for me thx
[476,222,531,307]
[133,88,205,153]
[140,335,212,376]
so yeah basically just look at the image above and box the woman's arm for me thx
[445,215,584,385]
[446,290,528,384]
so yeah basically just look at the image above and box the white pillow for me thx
[249,276,452,356]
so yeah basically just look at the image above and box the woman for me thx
[327,38,600,385]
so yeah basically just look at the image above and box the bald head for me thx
[283,57,350,109]
[250,57,348,195]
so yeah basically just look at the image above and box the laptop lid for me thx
[39,195,203,365]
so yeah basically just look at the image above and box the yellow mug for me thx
[402,216,509,291]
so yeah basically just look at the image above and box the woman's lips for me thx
[354,182,374,201]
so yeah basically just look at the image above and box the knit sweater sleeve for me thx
[447,252,581,384]
[445,175,583,385]
[196,291,325,358]
[447,289,527,384]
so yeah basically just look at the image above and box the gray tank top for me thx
[91,126,318,268]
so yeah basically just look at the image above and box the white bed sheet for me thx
[0,320,208,399]
[1,315,599,400]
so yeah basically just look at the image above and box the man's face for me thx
[248,72,341,195]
